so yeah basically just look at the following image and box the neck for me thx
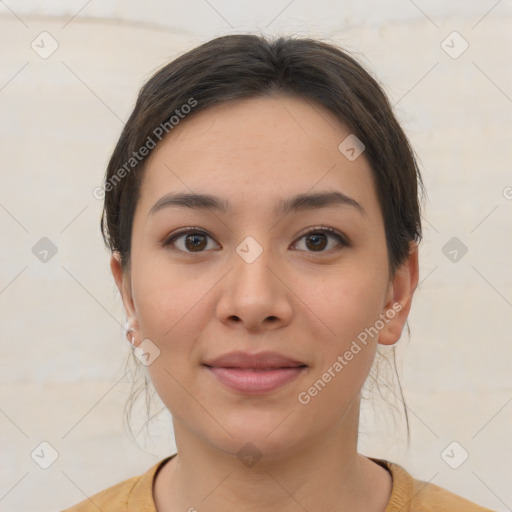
[155,399,392,512]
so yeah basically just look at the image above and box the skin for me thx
[111,95,419,512]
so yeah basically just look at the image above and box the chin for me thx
[202,413,311,462]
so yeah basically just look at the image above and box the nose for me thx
[215,241,293,332]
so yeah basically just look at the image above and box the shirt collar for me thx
[128,454,415,512]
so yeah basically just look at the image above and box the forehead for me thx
[135,95,380,220]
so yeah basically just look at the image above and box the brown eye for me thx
[183,233,207,251]
[305,233,328,251]
[162,226,348,255]
[162,229,218,253]
[292,227,348,253]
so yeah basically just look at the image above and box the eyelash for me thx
[160,226,349,255]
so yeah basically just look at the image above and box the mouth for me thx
[202,351,308,394]
[204,366,307,394]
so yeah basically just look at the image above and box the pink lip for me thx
[203,350,306,369]
[202,350,307,394]
[205,366,306,394]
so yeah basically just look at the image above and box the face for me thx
[111,95,418,459]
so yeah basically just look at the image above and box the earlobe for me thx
[378,242,419,346]
[110,252,123,292]
[110,252,139,332]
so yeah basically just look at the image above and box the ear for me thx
[110,252,139,336]
[378,241,419,346]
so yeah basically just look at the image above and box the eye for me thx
[161,227,219,253]
[292,226,349,253]
[161,226,349,254]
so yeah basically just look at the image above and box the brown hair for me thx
[100,33,423,446]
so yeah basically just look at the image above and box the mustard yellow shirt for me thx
[61,454,495,511]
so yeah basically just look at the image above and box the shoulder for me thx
[60,475,140,512]
[60,455,174,512]
[408,478,495,511]
[368,457,495,512]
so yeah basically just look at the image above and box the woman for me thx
[62,34,494,511]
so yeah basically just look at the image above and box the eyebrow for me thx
[148,190,365,217]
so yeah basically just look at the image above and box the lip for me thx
[205,367,306,394]
[203,350,307,394]
[203,350,306,369]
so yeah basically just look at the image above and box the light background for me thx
[0,1,511,511]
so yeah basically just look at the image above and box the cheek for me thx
[293,275,384,415]
[130,261,207,388]
[296,269,386,386]
[132,269,212,419]
[131,246,206,338]
[301,266,387,344]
